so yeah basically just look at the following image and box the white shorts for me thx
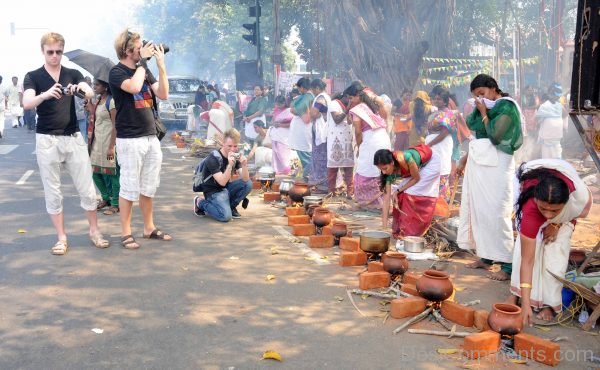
[36,133,97,214]
[116,136,162,201]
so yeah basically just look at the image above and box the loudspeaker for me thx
[235,60,263,91]
[570,0,600,110]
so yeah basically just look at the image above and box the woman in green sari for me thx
[456,74,523,281]
[243,85,268,143]
[289,77,314,181]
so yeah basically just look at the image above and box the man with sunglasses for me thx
[22,32,109,255]
[108,29,171,249]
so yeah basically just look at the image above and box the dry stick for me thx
[388,286,413,298]
[349,289,397,300]
[432,309,454,331]
[408,328,473,338]
[346,289,367,317]
[393,306,434,334]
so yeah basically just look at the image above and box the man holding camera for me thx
[109,29,171,249]
[22,32,109,255]
[194,128,252,222]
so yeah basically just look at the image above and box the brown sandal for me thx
[121,235,140,249]
[97,200,109,210]
[103,206,119,215]
[142,228,172,241]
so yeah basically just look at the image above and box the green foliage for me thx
[135,0,578,92]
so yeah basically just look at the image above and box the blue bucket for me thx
[561,270,577,310]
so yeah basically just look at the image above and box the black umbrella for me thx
[64,49,115,83]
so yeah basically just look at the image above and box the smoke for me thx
[0,0,141,81]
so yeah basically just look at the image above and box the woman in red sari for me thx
[375,145,441,238]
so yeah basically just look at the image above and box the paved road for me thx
[1,126,597,369]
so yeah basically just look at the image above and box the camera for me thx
[60,86,86,99]
[232,152,241,160]
[142,40,170,60]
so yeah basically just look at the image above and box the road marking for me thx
[0,145,18,154]
[272,225,330,265]
[16,170,34,185]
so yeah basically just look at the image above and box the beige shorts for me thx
[36,133,97,214]
[116,136,162,201]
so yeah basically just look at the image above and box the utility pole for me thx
[273,0,282,96]
[255,0,262,79]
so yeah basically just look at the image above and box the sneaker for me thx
[193,196,205,217]
[231,207,241,219]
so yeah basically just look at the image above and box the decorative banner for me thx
[420,56,539,86]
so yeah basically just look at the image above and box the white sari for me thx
[326,100,354,168]
[457,139,516,263]
[510,159,590,312]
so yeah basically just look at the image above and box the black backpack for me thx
[192,150,222,192]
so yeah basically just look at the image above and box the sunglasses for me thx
[123,31,133,53]
[45,49,63,56]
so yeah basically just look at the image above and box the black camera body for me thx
[232,152,241,160]
[142,40,170,55]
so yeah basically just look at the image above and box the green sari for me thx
[244,96,268,117]
[291,92,314,116]
[466,99,523,155]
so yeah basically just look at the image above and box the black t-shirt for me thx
[23,66,84,135]
[202,150,241,198]
[108,63,157,138]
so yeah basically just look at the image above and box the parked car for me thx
[157,75,201,130]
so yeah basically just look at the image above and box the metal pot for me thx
[257,166,276,181]
[447,217,460,233]
[403,236,425,253]
[359,231,391,254]
[278,179,295,196]
[303,195,323,210]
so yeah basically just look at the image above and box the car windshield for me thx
[169,79,201,93]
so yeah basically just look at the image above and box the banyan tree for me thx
[293,0,456,94]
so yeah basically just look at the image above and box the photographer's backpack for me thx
[192,150,223,192]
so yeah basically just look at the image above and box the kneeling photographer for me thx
[194,128,252,221]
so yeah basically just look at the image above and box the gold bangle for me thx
[520,283,532,289]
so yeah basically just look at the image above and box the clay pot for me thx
[382,252,409,275]
[307,204,320,219]
[569,249,587,266]
[312,208,332,228]
[331,222,348,238]
[289,181,311,203]
[488,303,523,336]
[176,141,186,148]
[415,269,454,302]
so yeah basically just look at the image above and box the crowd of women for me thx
[83,70,593,326]
[234,74,593,326]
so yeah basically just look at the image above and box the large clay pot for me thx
[331,222,348,238]
[382,252,409,275]
[415,270,454,302]
[307,204,320,219]
[312,208,332,228]
[289,181,311,203]
[488,303,523,336]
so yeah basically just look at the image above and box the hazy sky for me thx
[0,0,142,81]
